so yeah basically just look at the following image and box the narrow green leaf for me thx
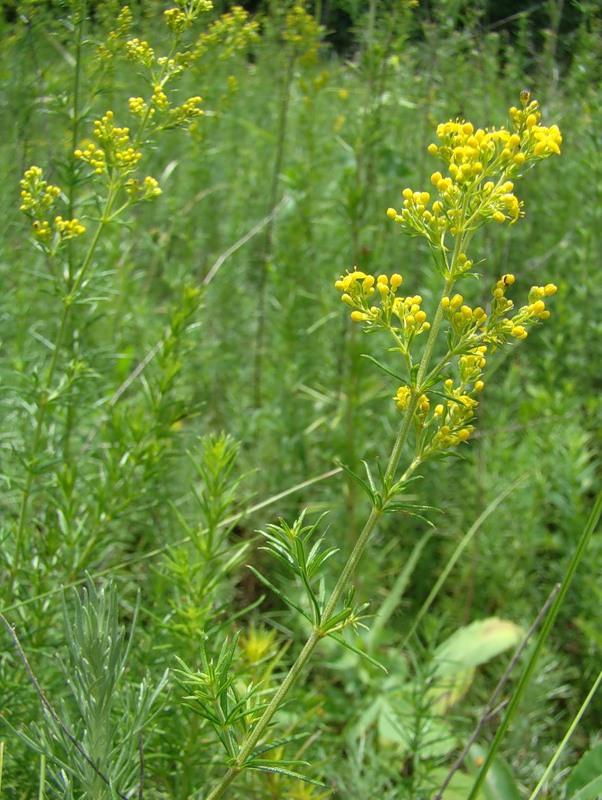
[338,460,377,503]
[248,763,326,787]
[327,631,387,672]
[246,566,309,620]
[361,354,405,382]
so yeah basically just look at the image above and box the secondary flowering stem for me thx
[12,186,119,581]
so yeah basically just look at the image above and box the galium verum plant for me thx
[9,0,245,589]
[178,92,562,797]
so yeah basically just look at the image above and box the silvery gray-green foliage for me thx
[15,582,167,799]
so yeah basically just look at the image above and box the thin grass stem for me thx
[466,487,602,800]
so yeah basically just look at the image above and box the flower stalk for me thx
[211,92,560,796]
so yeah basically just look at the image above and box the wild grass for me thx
[0,1,600,798]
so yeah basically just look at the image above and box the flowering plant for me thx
[188,92,563,799]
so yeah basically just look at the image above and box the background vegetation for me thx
[0,0,600,797]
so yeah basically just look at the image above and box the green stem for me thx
[11,184,120,579]
[466,486,602,800]
[205,628,323,800]
[62,2,86,467]
[206,270,456,800]
[252,49,295,408]
[528,667,602,800]
[416,277,455,391]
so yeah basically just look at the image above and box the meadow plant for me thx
[8,0,217,591]
[2,1,601,796]
[251,2,324,407]
[176,92,571,798]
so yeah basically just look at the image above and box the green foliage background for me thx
[0,0,600,797]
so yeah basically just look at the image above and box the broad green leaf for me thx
[430,618,522,712]
[566,743,602,799]
[568,776,602,800]
[467,744,522,800]
[434,618,523,674]
[430,667,475,713]
[430,767,484,799]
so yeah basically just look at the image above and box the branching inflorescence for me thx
[336,92,561,457]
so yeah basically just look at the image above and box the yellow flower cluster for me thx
[441,292,488,338]
[19,166,60,215]
[54,216,86,239]
[430,378,483,449]
[75,111,142,176]
[195,6,260,61]
[125,38,155,68]
[395,386,430,416]
[335,270,430,346]
[128,96,153,118]
[394,372,483,451]
[98,6,133,61]
[19,167,86,244]
[32,220,52,240]
[458,346,487,386]
[125,176,162,201]
[152,86,170,111]
[74,141,106,174]
[283,3,322,66]
[29,216,86,243]
[180,95,203,118]
[386,93,562,268]
[164,7,191,34]
[160,96,204,130]
[509,94,562,158]
[483,274,557,344]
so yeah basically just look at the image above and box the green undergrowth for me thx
[0,1,600,798]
